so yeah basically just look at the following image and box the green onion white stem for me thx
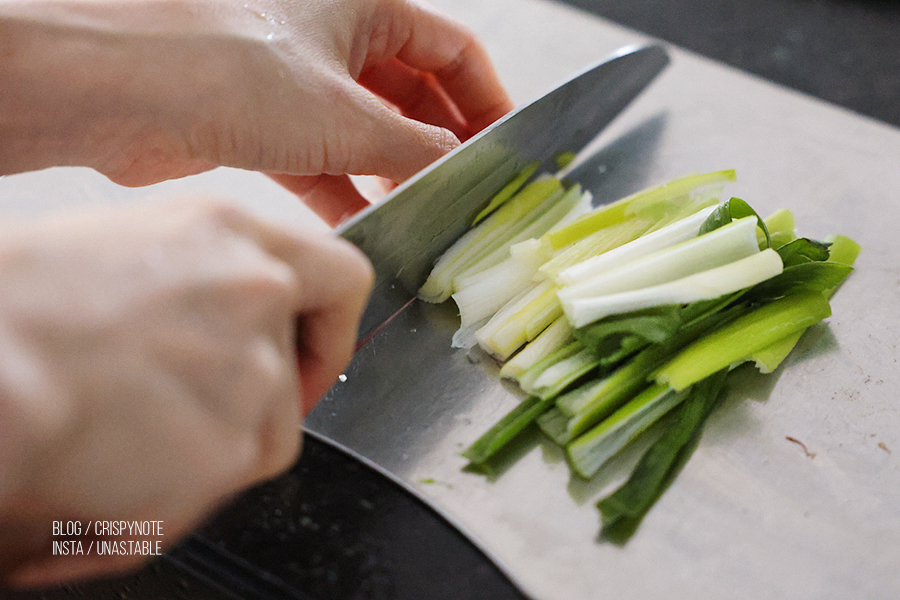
[558,216,762,304]
[558,203,719,286]
[563,248,784,328]
[499,317,573,380]
[419,177,563,303]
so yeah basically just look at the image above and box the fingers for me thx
[189,201,373,415]
[268,173,371,227]
[251,221,374,415]
[286,235,373,414]
[340,89,462,182]
[358,58,470,140]
[334,0,513,181]
[385,0,515,134]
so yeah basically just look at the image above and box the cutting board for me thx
[305,2,900,599]
[0,1,896,598]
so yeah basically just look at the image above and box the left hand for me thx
[0,0,514,225]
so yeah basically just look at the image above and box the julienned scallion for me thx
[419,168,859,543]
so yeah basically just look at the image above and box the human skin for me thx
[0,0,514,224]
[0,0,514,587]
[0,198,374,586]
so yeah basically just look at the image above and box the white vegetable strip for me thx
[558,216,761,303]
[450,186,587,349]
[506,189,594,267]
[510,236,553,267]
[537,218,654,282]
[451,186,574,289]
[563,248,784,328]
[451,258,539,348]
[499,317,573,380]
[480,282,563,360]
[503,190,593,272]
[524,348,598,398]
[557,204,718,286]
[476,280,554,360]
[418,178,562,303]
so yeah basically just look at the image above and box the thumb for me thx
[338,88,461,183]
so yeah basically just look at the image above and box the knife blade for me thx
[336,43,669,344]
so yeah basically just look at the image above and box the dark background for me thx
[7,1,898,599]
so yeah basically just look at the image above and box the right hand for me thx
[0,197,373,588]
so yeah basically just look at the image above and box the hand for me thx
[0,198,373,587]
[0,0,514,225]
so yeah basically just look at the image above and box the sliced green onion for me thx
[567,383,690,479]
[419,178,563,303]
[558,216,761,303]
[654,290,832,391]
[499,317,574,381]
[558,204,718,286]
[563,248,784,328]
[545,170,736,250]
[472,160,540,225]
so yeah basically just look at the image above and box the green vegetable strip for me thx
[567,383,690,479]
[524,348,601,400]
[761,208,796,249]
[750,330,805,374]
[560,304,748,440]
[499,317,573,381]
[472,160,541,225]
[776,238,832,266]
[699,197,772,249]
[597,369,729,543]
[743,261,852,303]
[517,340,584,392]
[574,305,683,355]
[419,178,562,303]
[545,170,736,250]
[826,234,861,267]
[536,406,572,446]
[750,234,859,373]
[554,151,578,170]
[461,395,554,466]
[654,291,832,391]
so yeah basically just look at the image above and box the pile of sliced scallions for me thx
[418,168,860,543]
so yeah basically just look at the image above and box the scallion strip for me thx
[567,383,690,479]
[654,290,832,391]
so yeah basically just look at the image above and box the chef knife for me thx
[335,43,670,343]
